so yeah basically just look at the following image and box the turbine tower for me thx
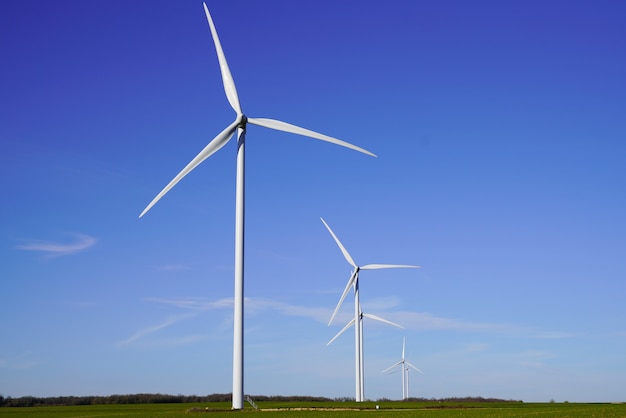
[321,218,419,402]
[140,4,376,409]
[383,337,423,400]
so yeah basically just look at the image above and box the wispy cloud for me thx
[529,331,580,339]
[118,298,235,348]
[119,297,331,349]
[246,298,331,324]
[423,344,557,372]
[153,334,208,348]
[123,296,575,349]
[390,311,515,333]
[144,297,331,323]
[146,296,515,333]
[157,264,193,272]
[146,297,233,311]
[0,351,39,369]
[16,233,96,257]
[516,350,556,369]
[117,313,196,348]
[384,311,578,340]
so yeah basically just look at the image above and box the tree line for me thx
[0,393,221,407]
[0,393,519,407]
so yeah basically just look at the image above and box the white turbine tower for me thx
[321,218,419,402]
[383,337,423,400]
[140,4,376,410]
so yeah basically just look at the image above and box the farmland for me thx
[1,401,625,417]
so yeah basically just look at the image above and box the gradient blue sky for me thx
[2,0,625,403]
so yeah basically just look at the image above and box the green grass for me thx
[1,402,625,417]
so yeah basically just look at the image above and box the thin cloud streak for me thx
[16,234,96,257]
[391,311,514,333]
[529,331,580,339]
[388,311,578,339]
[146,297,233,311]
[157,264,193,272]
[117,314,196,347]
[247,298,331,324]
[130,297,576,348]
[0,351,39,369]
[122,334,209,350]
[145,297,332,324]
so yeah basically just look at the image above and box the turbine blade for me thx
[362,313,404,329]
[202,3,241,115]
[382,360,403,374]
[320,218,357,268]
[402,337,406,360]
[247,117,376,157]
[327,318,356,346]
[361,264,421,270]
[139,119,239,218]
[406,362,424,375]
[328,270,357,326]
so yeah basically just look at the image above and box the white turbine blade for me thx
[327,318,356,346]
[247,117,377,158]
[362,313,404,329]
[402,337,406,361]
[328,270,357,326]
[139,119,239,218]
[382,360,403,374]
[406,361,424,375]
[320,218,357,268]
[361,264,421,270]
[202,3,241,114]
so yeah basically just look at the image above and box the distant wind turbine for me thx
[139,3,376,410]
[321,218,419,402]
[327,300,403,402]
[383,337,423,400]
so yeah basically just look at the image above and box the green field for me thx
[1,402,626,417]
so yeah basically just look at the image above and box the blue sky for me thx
[1,0,625,403]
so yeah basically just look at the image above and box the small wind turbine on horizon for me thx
[321,217,420,402]
[139,3,376,410]
[383,337,423,400]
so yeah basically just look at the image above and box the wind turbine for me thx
[321,218,419,402]
[382,337,423,400]
[139,4,376,410]
[327,300,403,402]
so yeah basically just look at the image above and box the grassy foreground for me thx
[0,401,625,417]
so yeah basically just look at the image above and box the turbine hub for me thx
[238,114,248,129]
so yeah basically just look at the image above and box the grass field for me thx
[1,401,625,417]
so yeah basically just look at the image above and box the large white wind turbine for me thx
[321,218,419,402]
[139,4,376,410]
[383,337,423,400]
